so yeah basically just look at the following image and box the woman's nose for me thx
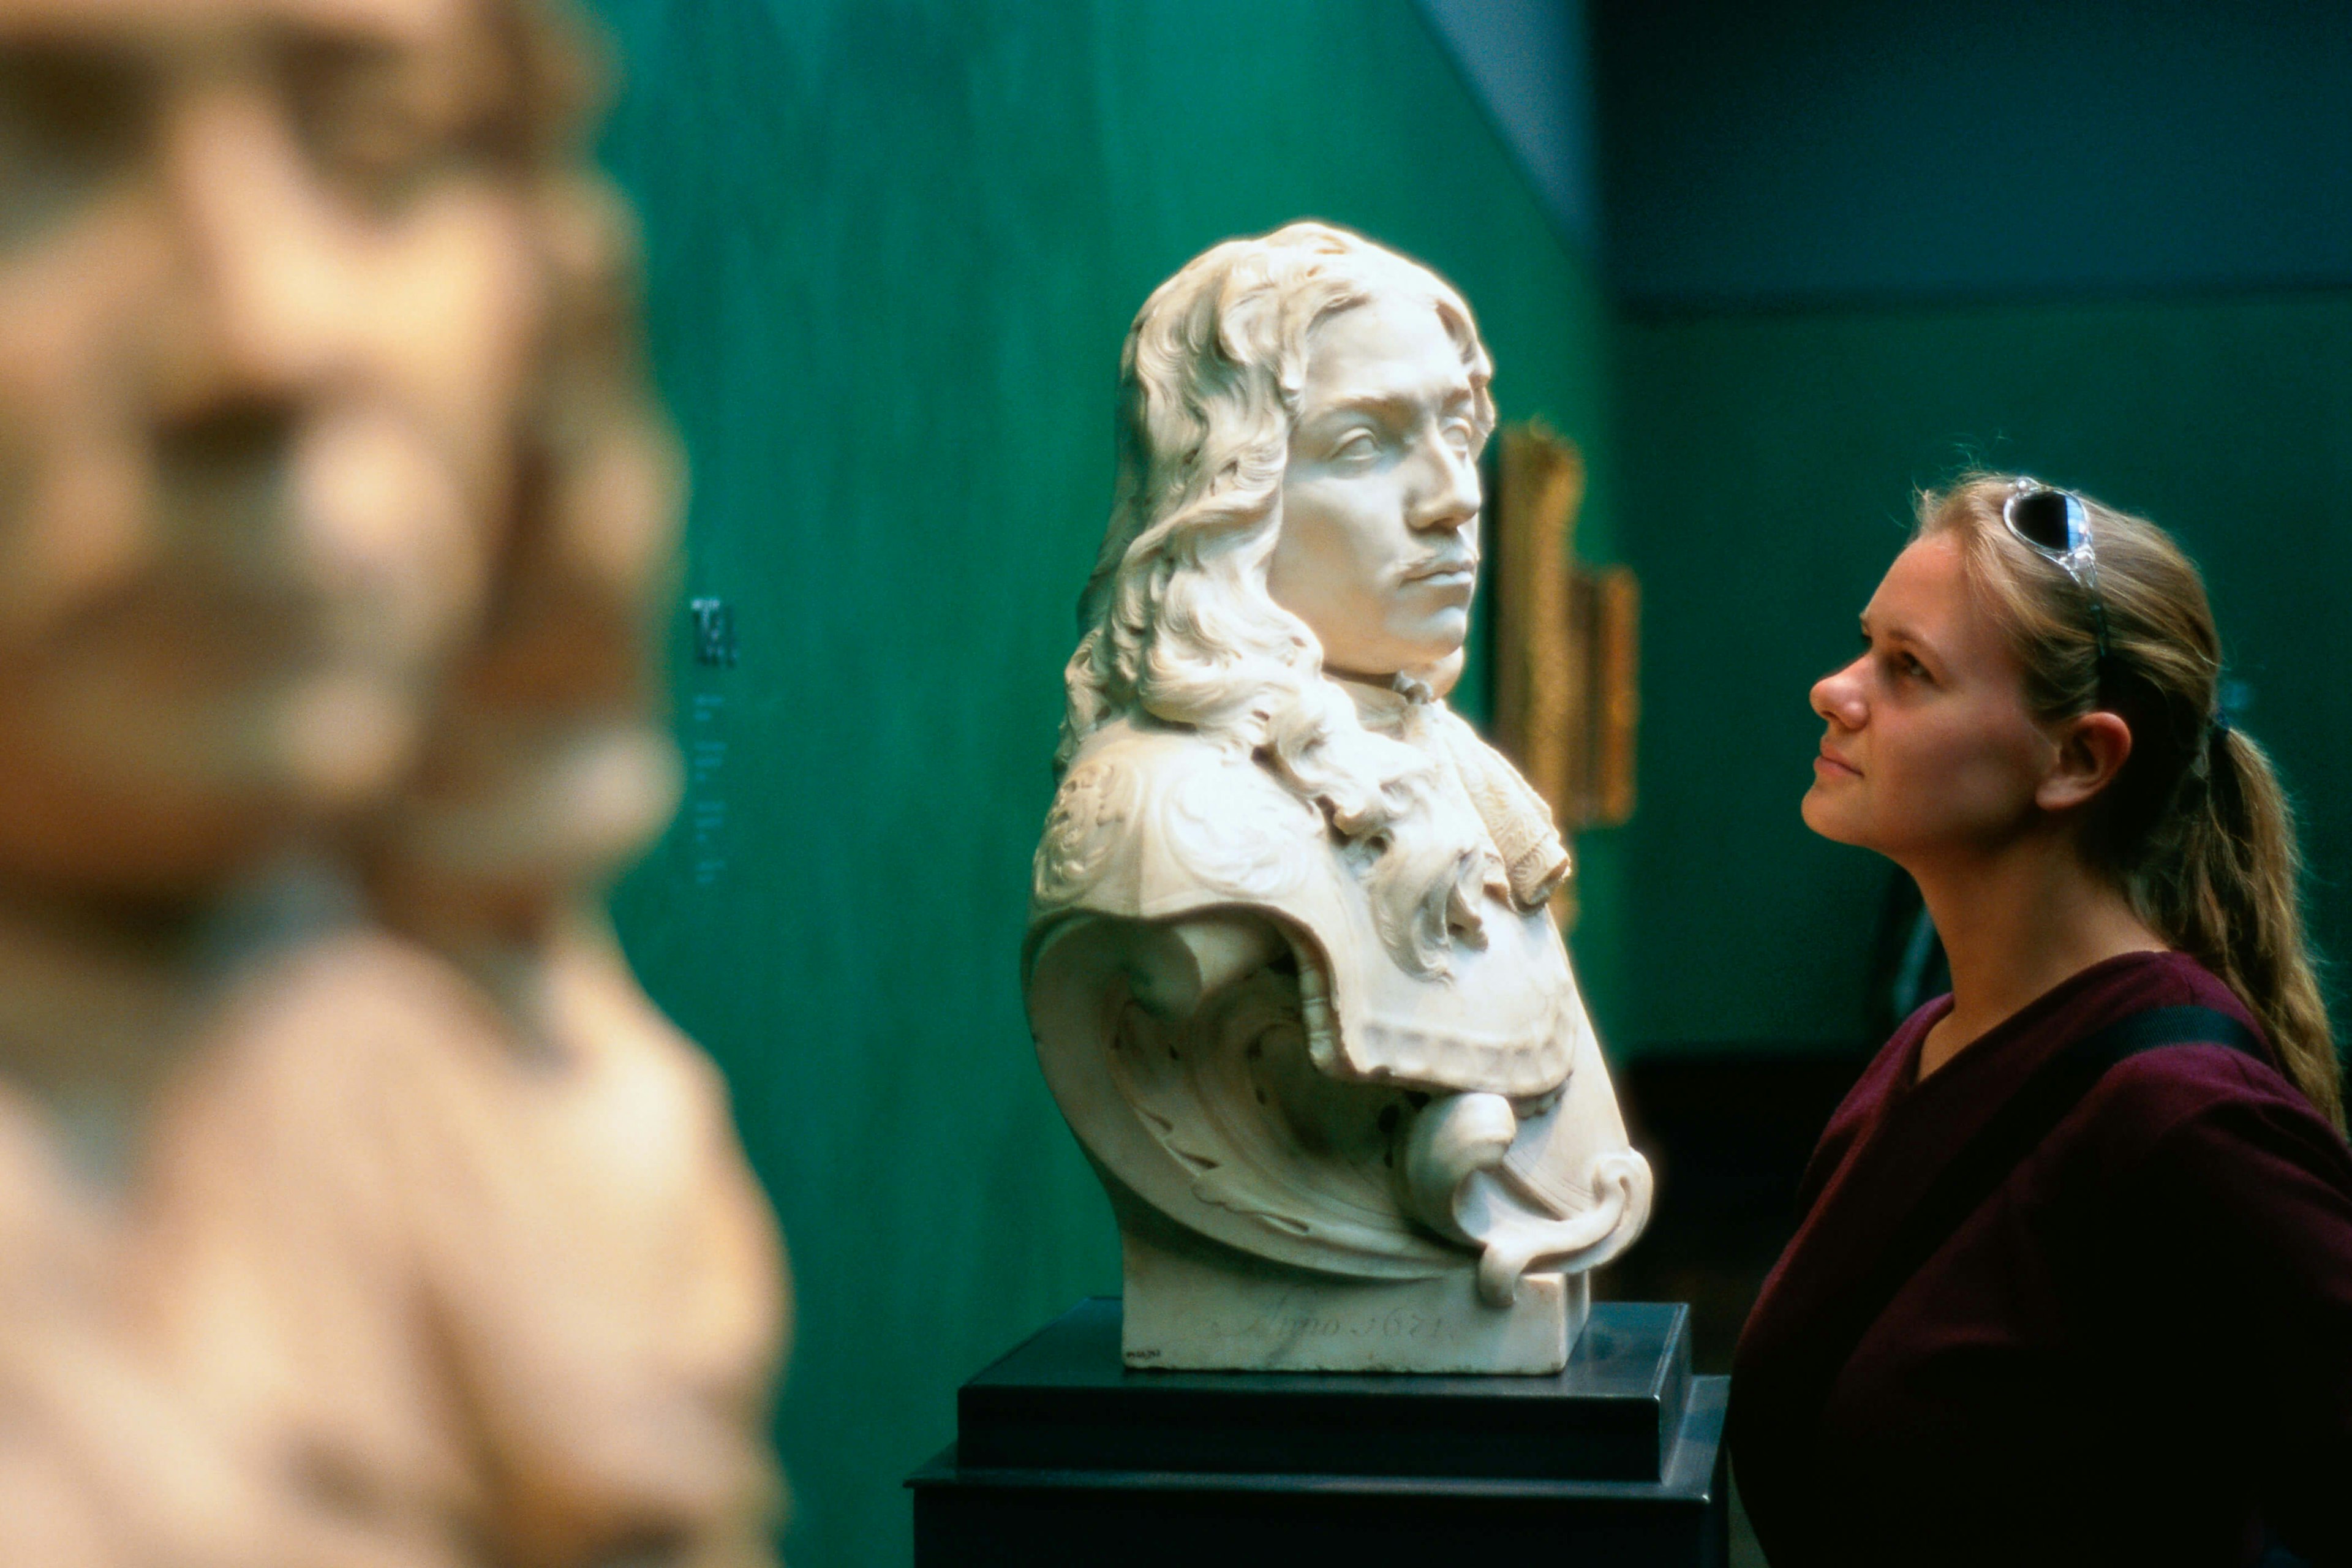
[1812,658,1868,728]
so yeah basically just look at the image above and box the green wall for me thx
[1613,290,2352,1050]
[504,4,2352,1559]
[586,3,1621,1561]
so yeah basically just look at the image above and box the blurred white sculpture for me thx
[1025,223,1651,1373]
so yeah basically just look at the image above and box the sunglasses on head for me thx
[2002,479,2111,669]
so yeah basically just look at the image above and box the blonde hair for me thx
[1057,222,1498,975]
[1919,475,2342,1129]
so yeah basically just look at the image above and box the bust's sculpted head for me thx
[0,0,676,923]
[1061,222,1498,971]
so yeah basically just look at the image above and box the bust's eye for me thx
[283,40,491,218]
[1442,418,1475,457]
[0,46,149,249]
[1331,429,1379,466]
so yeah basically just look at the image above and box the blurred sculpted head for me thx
[0,0,677,919]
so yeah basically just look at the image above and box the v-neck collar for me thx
[1888,949,2181,1112]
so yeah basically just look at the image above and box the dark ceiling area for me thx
[1584,0,2352,312]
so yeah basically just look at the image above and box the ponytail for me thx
[2141,723,2343,1130]
[1921,475,2343,1130]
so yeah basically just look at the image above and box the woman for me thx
[1726,475,2352,1567]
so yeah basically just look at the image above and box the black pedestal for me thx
[908,1298,1728,1566]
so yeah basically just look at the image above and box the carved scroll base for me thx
[1119,1223,1588,1374]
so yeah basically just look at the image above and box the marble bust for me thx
[0,1,785,1561]
[1025,222,1651,1373]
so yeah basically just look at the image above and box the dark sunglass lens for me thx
[2010,489,2071,551]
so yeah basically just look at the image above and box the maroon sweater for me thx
[1727,951,2352,1567]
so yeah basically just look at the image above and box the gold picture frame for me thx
[1490,421,1640,921]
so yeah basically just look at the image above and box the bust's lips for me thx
[1402,556,1477,586]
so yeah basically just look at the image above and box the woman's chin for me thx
[1800,784,1867,846]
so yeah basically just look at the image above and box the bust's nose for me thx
[1408,432,1481,535]
[149,82,350,424]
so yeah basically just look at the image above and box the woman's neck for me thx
[1909,835,2167,1081]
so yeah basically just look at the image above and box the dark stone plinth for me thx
[959,1296,1692,1481]
[909,1298,1728,1567]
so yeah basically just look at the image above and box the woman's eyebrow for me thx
[1862,612,1941,660]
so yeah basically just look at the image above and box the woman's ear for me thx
[2038,710,2135,812]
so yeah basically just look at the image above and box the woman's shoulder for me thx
[2075,951,2337,1167]
[2068,960,2352,1313]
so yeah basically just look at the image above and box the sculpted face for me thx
[1268,293,1483,680]
[0,0,547,896]
[1804,535,2058,863]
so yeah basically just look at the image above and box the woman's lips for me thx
[1814,745,1861,779]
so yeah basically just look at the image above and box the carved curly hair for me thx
[363,2,685,949]
[1060,222,1501,976]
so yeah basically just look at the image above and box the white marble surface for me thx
[1121,1224,1585,1374]
[1026,223,1650,1373]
